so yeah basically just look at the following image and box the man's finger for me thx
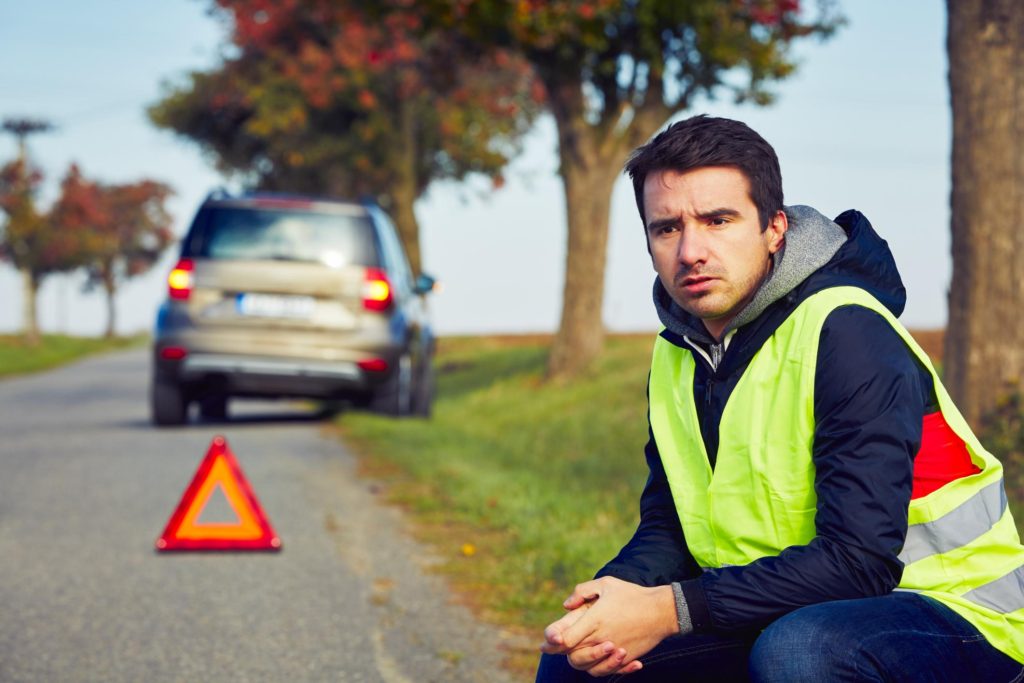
[563,579,603,609]
[543,603,594,651]
[588,654,643,679]
[619,660,644,675]
[566,642,617,671]
[556,601,605,651]
[569,645,624,674]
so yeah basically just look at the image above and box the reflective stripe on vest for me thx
[898,479,1007,565]
[649,285,1024,663]
[964,564,1024,614]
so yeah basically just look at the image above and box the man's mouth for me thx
[678,275,716,294]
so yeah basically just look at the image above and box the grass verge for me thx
[337,329,949,677]
[339,334,654,675]
[0,333,147,379]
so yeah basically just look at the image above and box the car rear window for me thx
[183,206,379,268]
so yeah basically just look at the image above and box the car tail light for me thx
[168,259,194,301]
[363,268,393,311]
[357,358,389,372]
[160,346,188,360]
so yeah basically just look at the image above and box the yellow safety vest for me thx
[649,286,1024,663]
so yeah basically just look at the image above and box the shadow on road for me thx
[113,401,349,431]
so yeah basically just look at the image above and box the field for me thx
[339,334,655,670]
[338,329,965,673]
[0,334,147,378]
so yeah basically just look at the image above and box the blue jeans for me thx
[535,592,1024,682]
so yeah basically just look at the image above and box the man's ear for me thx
[766,209,788,254]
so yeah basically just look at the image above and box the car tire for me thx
[411,358,434,418]
[152,380,188,427]
[370,353,413,416]
[199,394,229,421]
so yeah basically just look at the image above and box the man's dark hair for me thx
[625,115,783,230]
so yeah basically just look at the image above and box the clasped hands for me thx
[540,576,678,677]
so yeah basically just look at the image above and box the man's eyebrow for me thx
[645,217,679,233]
[695,207,742,221]
[646,207,742,232]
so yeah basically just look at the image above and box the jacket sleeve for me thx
[595,424,702,586]
[679,306,926,634]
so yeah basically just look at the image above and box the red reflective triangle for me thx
[156,436,281,552]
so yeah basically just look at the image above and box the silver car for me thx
[150,192,435,426]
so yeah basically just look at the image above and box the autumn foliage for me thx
[150,0,839,375]
[150,0,542,273]
[0,159,174,339]
[51,166,174,337]
[423,0,841,377]
[0,159,80,280]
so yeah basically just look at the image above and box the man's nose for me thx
[677,228,708,267]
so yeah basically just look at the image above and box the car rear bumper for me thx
[181,353,361,382]
[153,348,392,400]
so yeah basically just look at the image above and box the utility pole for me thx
[1,116,55,342]
[2,117,54,164]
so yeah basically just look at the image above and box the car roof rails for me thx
[203,187,232,203]
[358,194,384,211]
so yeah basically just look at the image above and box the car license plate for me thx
[236,293,315,319]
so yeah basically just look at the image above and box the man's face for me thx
[644,166,787,340]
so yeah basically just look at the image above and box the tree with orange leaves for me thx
[429,0,841,377]
[0,158,83,342]
[149,0,541,275]
[51,166,174,338]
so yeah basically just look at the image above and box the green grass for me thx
[336,330,968,674]
[976,394,1024,535]
[338,335,656,665]
[0,333,147,378]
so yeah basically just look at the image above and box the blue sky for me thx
[0,1,949,336]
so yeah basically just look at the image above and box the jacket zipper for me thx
[710,342,723,369]
[681,332,735,472]
[702,374,716,470]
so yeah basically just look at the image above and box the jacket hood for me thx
[803,208,907,316]
[654,205,849,343]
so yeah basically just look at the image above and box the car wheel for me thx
[199,394,229,421]
[151,380,188,426]
[412,358,434,418]
[370,353,413,416]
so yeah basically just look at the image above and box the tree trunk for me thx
[547,150,621,379]
[20,266,40,344]
[391,181,422,277]
[545,80,634,380]
[945,0,1024,429]
[103,273,117,339]
[390,95,423,276]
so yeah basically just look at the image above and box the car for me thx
[150,190,435,426]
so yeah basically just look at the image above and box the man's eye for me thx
[709,218,728,226]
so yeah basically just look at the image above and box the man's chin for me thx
[672,295,719,319]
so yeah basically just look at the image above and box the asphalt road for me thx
[0,348,523,682]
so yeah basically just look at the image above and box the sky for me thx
[0,1,950,337]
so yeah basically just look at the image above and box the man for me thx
[536,115,1024,682]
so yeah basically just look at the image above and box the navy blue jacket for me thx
[597,211,937,635]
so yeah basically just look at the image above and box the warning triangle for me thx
[156,436,281,552]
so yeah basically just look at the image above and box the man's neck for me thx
[702,319,729,343]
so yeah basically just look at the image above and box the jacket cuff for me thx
[679,578,713,633]
[593,566,643,585]
[670,582,692,634]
